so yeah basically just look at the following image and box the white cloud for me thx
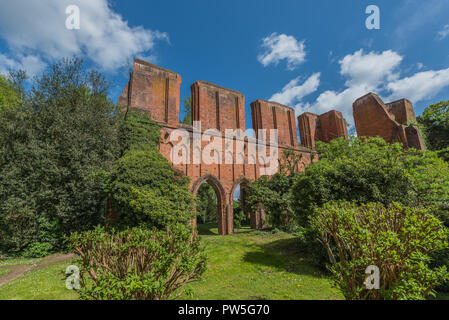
[300,85,371,122]
[0,54,46,76]
[387,68,449,102]
[269,50,402,123]
[302,50,403,123]
[269,49,449,127]
[269,73,320,106]
[0,0,168,74]
[339,50,402,87]
[258,33,306,70]
[437,24,449,40]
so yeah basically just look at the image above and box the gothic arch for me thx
[191,174,232,235]
[230,177,251,227]
[229,176,249,204]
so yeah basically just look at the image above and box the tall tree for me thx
[0,74,19,110]
[0,58,122,256]
[418,100,449,161]
[181,96,192,125]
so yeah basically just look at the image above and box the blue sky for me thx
[1,0,449,130]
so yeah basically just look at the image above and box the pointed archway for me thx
[191,174,231,235]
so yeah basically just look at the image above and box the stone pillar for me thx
[217,202,226,235]
[250,202,267,229]
[405,125,425,150]
[226,202,234,235]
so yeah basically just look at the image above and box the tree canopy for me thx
[418,100,449,161]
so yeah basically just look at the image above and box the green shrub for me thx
[0,58,121,256]
[310,201,449,300]
[196,183,218,224]
[68,225,207,300]
[107,111,195,229]
[233,200,248,230]
[117,109,161,154]
[23,242,54,258]
[418,100,449,161]
[292,137,449,224]
[0,74,20,110]
[245,173,296,230]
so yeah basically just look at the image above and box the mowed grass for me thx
[181,224,342,300]
[0,257,42,267]
[0,268,11,277]
[0,224,342,300]
[0,260,78,300]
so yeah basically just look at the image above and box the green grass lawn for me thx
[0,268,11,278]
[0,257,42,267]
[0,260,78,300]
[181,224,342,300]
[0,224,342,300]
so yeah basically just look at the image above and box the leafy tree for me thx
[246,173,296,230]
[196,183,217,224]
[68,224,207,300]
[244,148,314,231]
[233,199,248,231]
[418,100,449,161]
[0,58,121,256]
[311,201,449,300]
[291,137,449,224]
[279,148,311,176]
[181,96,192,125]
[0,74,20,110]
[289,136,449,274]
[107,109,196,229]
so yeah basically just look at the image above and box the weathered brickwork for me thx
[297,110,348,148]
[119,59,422,235]
[353,93,424,150]
[250,100,298,147]
[191,81,245,134]
[119,59,318,235]
[118,59,182,127]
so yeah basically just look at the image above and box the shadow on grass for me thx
[197,223,218,236]
[198,224,252,236]
[232,225,252,234]
[243,235,324,277]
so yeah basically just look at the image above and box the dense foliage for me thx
[245,137,449,278]
[418,100,449,162]
[246,173,296,230]
[107,110,196,229]
[244,149,307,231]
[311,202,449,300]
[180,96,192,125]
[0,58,121,257]
[68,224,207,300]
[292,137,449,224]
[233,199,249,230]
[0,74,20,110]
[196,183,217,224]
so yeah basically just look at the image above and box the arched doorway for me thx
[191,175,231,235]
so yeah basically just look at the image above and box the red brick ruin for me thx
[118,59,424,235]
[353,93,425,150]
[298,110,348,148]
